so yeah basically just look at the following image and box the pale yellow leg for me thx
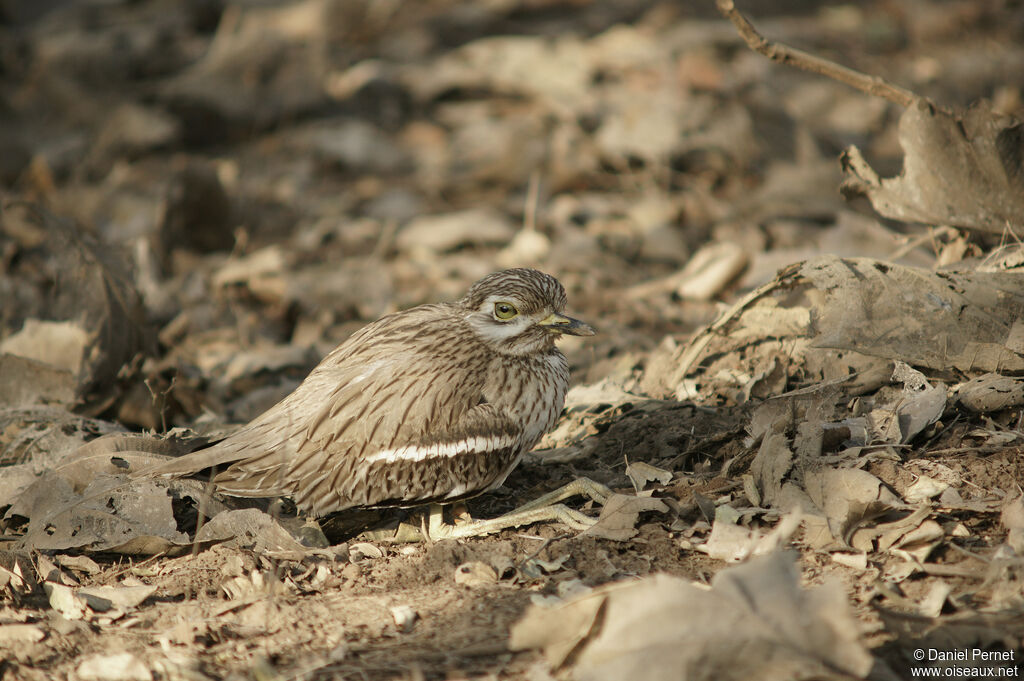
[509,477,614,514]
[363,477,614,542]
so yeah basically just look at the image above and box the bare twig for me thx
[715,0,920,109]
[523,170,541,233]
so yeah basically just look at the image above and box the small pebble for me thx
[390,605,418,632]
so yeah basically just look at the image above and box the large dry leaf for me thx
[957,374,1024,412]
[802,467,900,546]
[8,471,216,556]
[748,428,794,506]
[697,511,802,563]
[0,407,128,503]
[194,509,308,554]
[675,255,1024,401]
[0,320,89,376]
[509,551,873,681]
[0,354,76,408]
[580,494,668,542]
[800,256,1024,373]
[77,584,158,612]
[157,0,328,137]
[841,100,1024,235]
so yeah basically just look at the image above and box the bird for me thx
[141,268,607,538]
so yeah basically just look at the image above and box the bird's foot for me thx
[361,478,613,542]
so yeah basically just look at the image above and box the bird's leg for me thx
[426,503,445,540]
[425,503,594,539]
[423,477,614,540]
[361,478,615,542]
[507,477,614,514]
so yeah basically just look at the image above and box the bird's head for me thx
[460,268,595,356]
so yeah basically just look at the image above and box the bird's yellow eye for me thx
[493,302,518,320]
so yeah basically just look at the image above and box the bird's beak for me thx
[539,312,596,336]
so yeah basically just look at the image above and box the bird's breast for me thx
[487,350,570,452]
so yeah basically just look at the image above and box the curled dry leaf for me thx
[802,467,900,546]
[890,520,944,563]
[510,551,873,681]
[802,256,1024,374]
[45,582,88,620]
[3,213,154,411]
[957,374,1024,413]
[624,461,673,493]
[0,564,30,596]
[580,494,668,542]
[841,100,1024,235]
[698,511,802,563]
[678,255,1024,402]
[871,362,945,445]
[77,585,157,613]
[999,494,1024,554]
[194,508,309,554]
[675,241,749,301]
[904,475,949,504]
[348,542,384,562]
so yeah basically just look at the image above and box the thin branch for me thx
[715,0,920,109]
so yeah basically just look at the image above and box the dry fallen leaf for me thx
[957,374,1024,413]
[904,475,949,504]
[624,461,673,493]
[510,551,873,681]
[44,582,88,620]
[999,493,1024,554]
[77,585,157,612]
[697,511,802,562]
[803,466,900,545]
[802,256,1024,374]
[0,319,90,375]
[841,100,1024,235]
[871,362,946,445]
[0,624,45,645]
[11,471,215,556]
[193,508,309,554]
[580,494,668,541]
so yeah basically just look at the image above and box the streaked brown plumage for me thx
[144,268,594,517]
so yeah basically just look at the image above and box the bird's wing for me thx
[289,399,524,513]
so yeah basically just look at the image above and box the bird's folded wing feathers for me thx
[139,308,500,500]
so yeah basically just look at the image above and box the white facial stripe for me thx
[364,434,518,465]
[465,298,533,342]
[472,315,530,342]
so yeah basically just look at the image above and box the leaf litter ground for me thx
[3,0,1024,679]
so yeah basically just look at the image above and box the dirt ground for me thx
[2,0,1024,679]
